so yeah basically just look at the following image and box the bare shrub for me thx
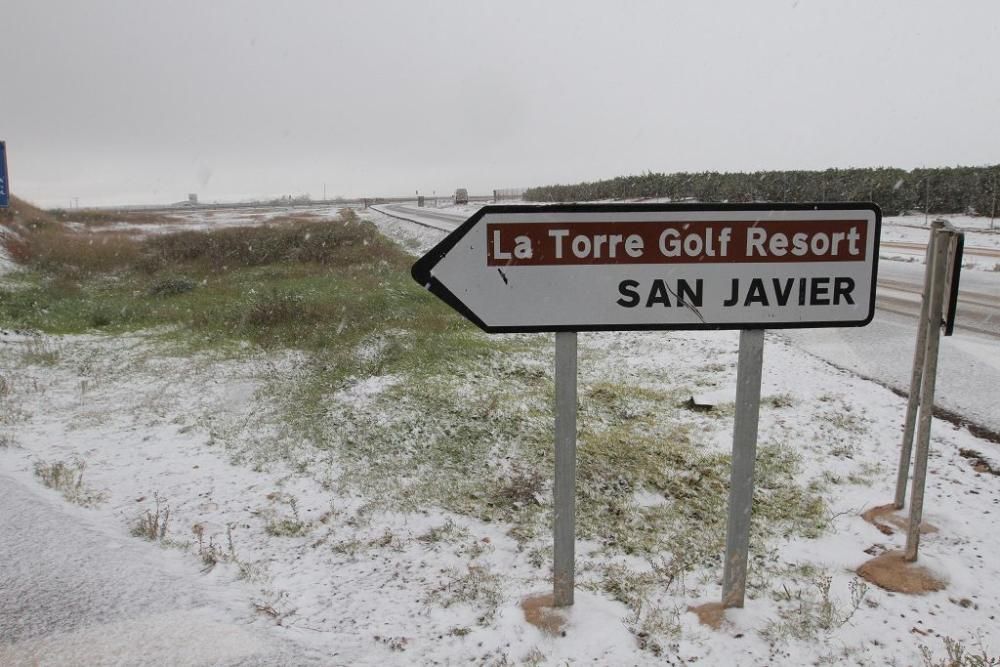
[28,228,142,276]
[131,494,170,541]
[763,575,868,642]
[56,209,178,227]
[920,636,1000,667]
[192,523,231,569]
[143,218,402,271]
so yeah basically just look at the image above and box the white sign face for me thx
[412,203,881,333]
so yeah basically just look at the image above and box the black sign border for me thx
[943,233,964,337]
[411,202,882,334]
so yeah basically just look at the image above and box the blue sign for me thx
[0,141,8,208]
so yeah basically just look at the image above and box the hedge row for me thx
[524,165,1000,216]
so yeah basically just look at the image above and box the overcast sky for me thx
[2,0,999,207]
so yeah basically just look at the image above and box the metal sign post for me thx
[894,221,943,509]
[553,331,578,606]
[721,328,765,608]
[903,224,963,561]
[904,229,949,560]
[412,203,882,610]
[0,141,10,208]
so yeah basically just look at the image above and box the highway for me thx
[377,202,1000,435]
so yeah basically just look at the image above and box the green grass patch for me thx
[0,214,482,379]
[288,353,827,567]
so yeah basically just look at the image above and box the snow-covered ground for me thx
[0,226,20,276]
[64,204,358,237]
[2,322,1000,664]
[2,206,1000,664]
[0,470,324,666]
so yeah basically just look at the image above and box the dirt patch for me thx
[521,593,568,636]
[856,550,947,594]
[861,503,938,536]
[687,601,727,630]
[959,448,999,476]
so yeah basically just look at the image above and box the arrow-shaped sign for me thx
[412,203,880,333]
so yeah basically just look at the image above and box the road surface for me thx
[376,202,1000,434]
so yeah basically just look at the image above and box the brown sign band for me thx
[487,219,868,266]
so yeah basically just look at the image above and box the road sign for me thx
[412,203,881,332]
[0,141,9,208]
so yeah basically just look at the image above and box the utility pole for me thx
[991,176,997,231]
[925,178,930,226]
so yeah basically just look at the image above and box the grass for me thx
[417,518,470,548]
[297,346,826,574]
[265,518,311,538]
[33,459,107,506]
[424,564,504,624]
[262,494,311,537]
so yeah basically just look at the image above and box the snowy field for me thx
[62,204,359,237]
[1,208,999,665]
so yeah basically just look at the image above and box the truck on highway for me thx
[454,188,468,205]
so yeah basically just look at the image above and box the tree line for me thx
[524,165,1000,217]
